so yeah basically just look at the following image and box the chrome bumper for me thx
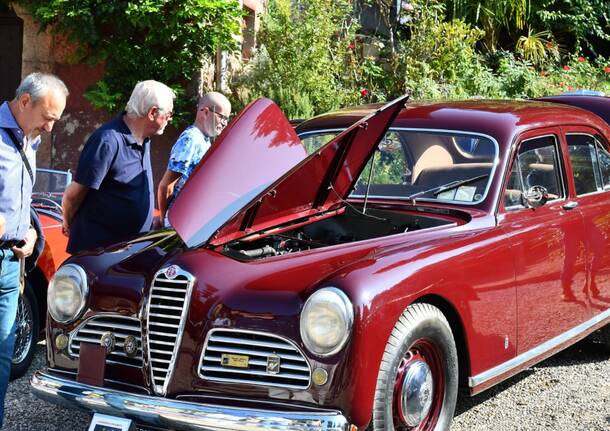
[31,370,351,431]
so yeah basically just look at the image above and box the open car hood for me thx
[169,95,408,248]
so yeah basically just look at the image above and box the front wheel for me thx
[371,303,458,431]
[11,280,39,380]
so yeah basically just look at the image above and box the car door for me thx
[563,127,610,312]
[498,129,589,354]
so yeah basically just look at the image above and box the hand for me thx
[12,227,37,259]
[62,219,70,237]
[151,215,162,230]
[0,214,5,237]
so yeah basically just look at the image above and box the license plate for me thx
[221,353,249,368]
[88,413,134,431]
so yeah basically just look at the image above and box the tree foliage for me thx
[231,0,359,119]
[15,0,242,118]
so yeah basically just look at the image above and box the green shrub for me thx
[231,0,360,119]
[16,0,242,122]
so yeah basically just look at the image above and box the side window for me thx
[567,134,601,195]
[595,139,610,189]
[504,135,564,208]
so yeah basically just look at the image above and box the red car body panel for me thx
[211,95,408,246]
[37,212,69,280]
[169,98,308,248]
[40,97,610,429]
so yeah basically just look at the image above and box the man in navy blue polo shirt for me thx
[62,80,175,254]
[0,72,68,426]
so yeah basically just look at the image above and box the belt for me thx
[0,239,21,249]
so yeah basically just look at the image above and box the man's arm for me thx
[61,181,89,236]
[157,169,181,221]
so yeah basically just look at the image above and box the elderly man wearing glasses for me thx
[157,91,231,226]
[62,80,175,254]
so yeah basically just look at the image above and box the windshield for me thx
[300,129,498,205]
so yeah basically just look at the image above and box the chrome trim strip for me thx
[198,328,312,389]
[146,266,195,396]
[31,371,350,431]
[469,308,610,388]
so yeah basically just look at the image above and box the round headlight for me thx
[48,264,88,324]
[300,287,354,356]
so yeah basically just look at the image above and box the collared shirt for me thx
[0,101,39,241]
[67,114,154,254]
[167,124,211,201]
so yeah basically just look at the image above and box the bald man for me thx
[157,92,231,225]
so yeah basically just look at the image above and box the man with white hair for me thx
[62,80,175,254]
[157,91,231,225]
[0,72,68,425]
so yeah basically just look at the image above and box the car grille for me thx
[69,314,142,367]
[147,266,194,395]
[199,328,311,390]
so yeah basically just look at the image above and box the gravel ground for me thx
[3,337,609,430]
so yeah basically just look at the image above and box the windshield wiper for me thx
[405,173,489,203]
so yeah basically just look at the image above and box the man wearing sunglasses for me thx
[157,91,231,225]
[62,80,175,253]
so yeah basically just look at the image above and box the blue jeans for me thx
[0,250,19,427]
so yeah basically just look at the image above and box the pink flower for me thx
[348,43,355,50]
[577,56,585,62]
[563,65,570,71]
[360,88,369,97]
[604,66,610,74]
[402,2,414,12]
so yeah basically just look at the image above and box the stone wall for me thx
[13,0,265,201]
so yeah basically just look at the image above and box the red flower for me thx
[563,65,570,71]
[559,81,565,86]
[604,66,610,74]
[360,88,369,97]
[348,43,355,50]
[568,86,574,91]
[577,56,585,62]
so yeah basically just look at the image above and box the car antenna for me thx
[362,148,378,214]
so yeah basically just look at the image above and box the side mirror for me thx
[522,185,548,208]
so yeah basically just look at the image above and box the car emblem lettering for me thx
[266,354,281,375]
[221,353,249,368]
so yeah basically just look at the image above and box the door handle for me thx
[562,201,579,210]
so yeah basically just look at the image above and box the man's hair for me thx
[126,80,176,117]
[15,72,69,102]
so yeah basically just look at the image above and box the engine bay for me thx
[223,205,456,260]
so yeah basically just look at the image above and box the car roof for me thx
[295,99,610,147]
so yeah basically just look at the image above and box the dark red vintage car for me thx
[31,95,610,430]
[11,169,70,379]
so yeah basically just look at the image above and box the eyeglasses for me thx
[204,107,229,125]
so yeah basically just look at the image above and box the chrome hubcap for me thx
[400,360,434,427]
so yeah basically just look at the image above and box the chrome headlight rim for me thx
[300,287,354,357]
[48,263,89,324]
